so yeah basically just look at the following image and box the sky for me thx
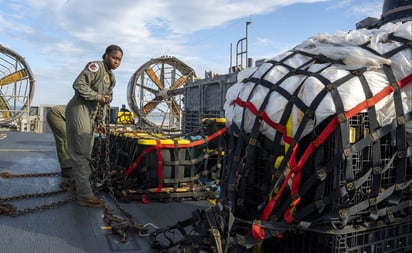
[0,0,383,108]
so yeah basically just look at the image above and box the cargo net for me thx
[221,21,412,249]
[148,21,412,253]
[97,119,225,202]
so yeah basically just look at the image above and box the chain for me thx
[0,189,67,202]
[90,102,110,193]
[2,197,77,217]
[106,184,149,233]
[0,177,76,216]
[93,103,152,241]
[0,171,61,178]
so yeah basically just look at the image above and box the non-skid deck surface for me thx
[0,132,212,253]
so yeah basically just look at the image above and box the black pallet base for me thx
[260,216,412,253]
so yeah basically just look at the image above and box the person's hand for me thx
[99,95,110,106]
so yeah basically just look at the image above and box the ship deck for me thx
[0,131,212,253]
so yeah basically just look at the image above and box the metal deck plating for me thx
[0,131,212,253]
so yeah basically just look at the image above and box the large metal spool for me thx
[0,44,35,125]
[127,56,196,132]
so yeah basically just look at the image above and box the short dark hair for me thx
[102,44,123,59]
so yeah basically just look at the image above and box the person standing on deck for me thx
[66,45,123,208]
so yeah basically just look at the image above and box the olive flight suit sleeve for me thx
[72,62,104,102]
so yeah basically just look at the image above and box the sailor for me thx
[120,104,128,112]
[46,105,72,178]
[66,45,123,208]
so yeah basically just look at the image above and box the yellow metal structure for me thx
[0,45,35,125]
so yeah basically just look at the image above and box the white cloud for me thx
[0,14,35,35]
[0,0,356,108]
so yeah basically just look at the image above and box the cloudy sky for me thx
[0,0,382,108]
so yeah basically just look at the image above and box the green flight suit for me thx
[46,105,71,169]
[66,61,115,200]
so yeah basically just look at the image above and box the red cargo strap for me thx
[295,72,411,173]
[232,98,293,144]
[260,144,298,222]
[123,127,226,176]
[251,221,265,240]
[122,140,163,192]
[124,145,157,176]
[260,169,294,220]
[283,117,339,223]
[283,73,412,223]
[260,73,412,224]
[141,194,150,204]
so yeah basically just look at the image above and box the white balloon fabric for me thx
[224,21,412,142]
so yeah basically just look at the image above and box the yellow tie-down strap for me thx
[112,117,227,147]
[202,117,226,124]
[111,131,191,146]
[112,131,161,139]
[138,138,191,146]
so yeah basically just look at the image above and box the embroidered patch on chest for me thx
[88,63,99,72]
[104,74,110,84]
